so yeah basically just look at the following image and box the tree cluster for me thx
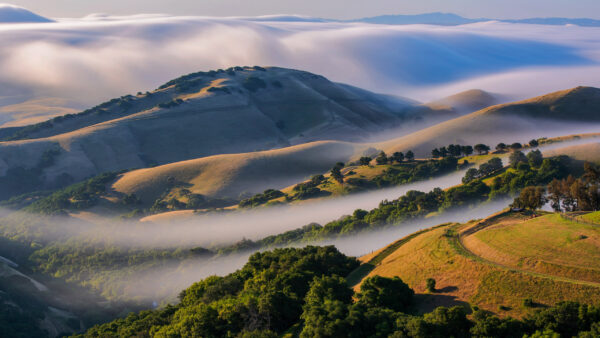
[78,246,600,338]
[431,144,474,158]
[547,163,600,212]
[462,157,503,184]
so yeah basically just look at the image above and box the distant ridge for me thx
[350,12,600,27]
[0,4,53,23]
[376,86,600,157]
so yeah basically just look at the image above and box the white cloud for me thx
[0,15,598,107]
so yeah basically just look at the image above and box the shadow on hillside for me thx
[436,286,458,293]
[413,292,472,314]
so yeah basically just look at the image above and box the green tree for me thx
[461,145,474,157]
[512,186,546,212]
[359,157,372,166]
[431,148,441,158]
[509,151,528,168]
[300,275,353,338]
[405,150,415,161]
[426,278,436,292]
[462,168,479,184]
[356,276,413,312]
[391,152,404,163]
[527,150,543,168]
[496,142,507,152]
[474,143,490,155]
[376,151,388,165]
[510,142,523,151]
[331,166,344,184]
[529,139,539,147]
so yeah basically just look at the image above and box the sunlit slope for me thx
[464,213,600,283]
[423,89,500,115]
[112,140,364,202]
[356,212,600,317]
[0,66,447,197]
[544,142,600,163]
[376,86,600,157]
[0,98,81,128]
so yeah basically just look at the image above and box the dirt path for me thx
[455,215,600,288]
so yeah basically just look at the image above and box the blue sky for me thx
[6,0,600,19]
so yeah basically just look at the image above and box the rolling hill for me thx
[0,66,456,200]
[111,140,364,204]
[423,89,500,115]
[544,141,600,163]
[353,211,600,317]
[376,86,600,157]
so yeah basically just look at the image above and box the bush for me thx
[357,276,414,312]
[426,278,436,292]
[523,298,535,307]
[243,76,267,92]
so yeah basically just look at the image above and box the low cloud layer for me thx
[0,13,598,108]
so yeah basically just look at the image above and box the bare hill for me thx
[111,140,364,203]
[355,212,600,317]
[544,141,600,162]
[423,89,500,115]
[0,66,448,199]
[376,86,600,157]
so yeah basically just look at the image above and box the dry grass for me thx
[355,211,600,317]
[466,213,600,282]
[112,140,364,203]
[544,142,600,163]
[372,86,600,158]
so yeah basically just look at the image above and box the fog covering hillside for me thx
[0,66,454,200]
[377,86,600,157]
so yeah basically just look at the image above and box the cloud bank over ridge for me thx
[0,8,599,107]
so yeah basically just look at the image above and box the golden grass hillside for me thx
[544,141,600,163]
[374,86,600,157]
[354,211,600,317]
[424,89,500,115]
[0,97,81,128]
[111,140,365,202]
[0,66,451,197]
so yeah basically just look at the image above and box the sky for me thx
[5,0,600,20]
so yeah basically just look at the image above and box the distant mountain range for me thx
[249,12,600,27]
[349,12,600,27]
[1,5,599,28]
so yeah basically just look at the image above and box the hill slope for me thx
[355,211,600,317]
[111,140,364,203]
[376,86,600,157]
[0,66,448,199]
[423,89,500,116]
[544,142,600,163]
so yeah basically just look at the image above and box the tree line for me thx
[76,246,600,338]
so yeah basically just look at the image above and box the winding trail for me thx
[349,210,600,289]
[454,212,600,288]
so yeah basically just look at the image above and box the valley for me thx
[1,6,600,334]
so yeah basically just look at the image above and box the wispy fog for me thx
[0,15,599,109]
[1,137,599,303]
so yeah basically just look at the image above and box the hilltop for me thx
[353,211,600,317]
[424,89,500,116]
[0,66,456,200]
